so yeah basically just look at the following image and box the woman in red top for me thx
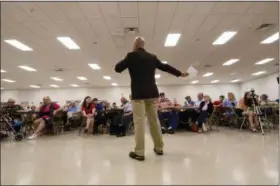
[81,96,96,134]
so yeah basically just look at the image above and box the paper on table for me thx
[180,65,198,80]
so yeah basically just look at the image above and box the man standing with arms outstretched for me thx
[115,37,188,161]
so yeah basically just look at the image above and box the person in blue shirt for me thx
[184,96,195,107]
[92,98,106,133]
[222,92,237,107]
[222,92,237,126]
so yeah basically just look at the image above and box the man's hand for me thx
[180,72,189,77]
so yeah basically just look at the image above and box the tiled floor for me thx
[1,128,278,185]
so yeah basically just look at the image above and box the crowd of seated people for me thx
[0,90,278,141]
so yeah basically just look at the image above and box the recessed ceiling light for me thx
[112,83,118,86]
[29,85,40,88]
[191,80,199,84]
[103,76,111,80]
[261,32,279,44]
[223,59,240,66]
[1,87,3,90]
[255,58,274,65]
[162,61,168,64]
[164,33,181,47]
[230,79,241,83]
[18,66,37,72]
[1,69,6,73]
[77,76,87,81]
[212,31,237,45]
[211,80,220,83]
[57,36,80,50]
[88,64,101,70]
[50,84,59,88]
[2,79,15,83]
[252,71,266,76]
[4,39,33,51]
[155,74,161,79]
[202,72,214,77]
[70,84,79,87]
[51,77,63,81]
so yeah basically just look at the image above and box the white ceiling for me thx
[1,2,279,90]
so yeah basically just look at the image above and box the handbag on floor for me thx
[191,123,198,132]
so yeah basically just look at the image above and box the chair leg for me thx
[239,117,246,131]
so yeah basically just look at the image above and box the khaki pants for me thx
[132,99,164,156]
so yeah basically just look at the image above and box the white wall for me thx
[240,73,279,100]
[2,73,278,106]
[1,84,241,106]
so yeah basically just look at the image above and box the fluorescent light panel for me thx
[51,77,63,81]
[191,80,199,84]
[57,37,80,50]
[2,79,15,83]
[1,69,6,73]
[18,66,37,72]
[255,58,274,65]
[77,76,87,81]
[50,84,59,88]
[261,32,279,44]
[30,85,40,88]
[252,71,266,76]
[4,39,33,51]
[230,79,241,83]
[164,33,181,47]
[103,76,111,80]
[155,74,161,79]
[202,72,214,77]
[112,83,118,86]
[213,31,237,45]
[70,84,79,87]
[223,59,239,66]
[88,64,101,70]
[211,80,220,83]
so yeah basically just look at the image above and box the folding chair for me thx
[207,107,220,131]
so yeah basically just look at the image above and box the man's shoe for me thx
[153,148,164,156]
[129,151,145,161]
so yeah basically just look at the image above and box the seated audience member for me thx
[220,93,237,126]
[194,92,204,107]
[30,105,38,120]
[157,92,177,134]
[223,92,237,107]
[111,102,118,109]
[81,96,95,134]
[184,96,195,107]
[113,96,133,137]
[92,98,105,133]
[237,92,260,132]
[92,98,104,111]
[25,106,31,112]
[65,102,79,124]
[259,94,269,105]
[195,95,213,133]
[1,99,24,133]
[213,95,225,106]
[27,96,62,140]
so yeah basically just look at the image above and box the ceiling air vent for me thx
[255,23,274,31]
[124,27,139,36]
